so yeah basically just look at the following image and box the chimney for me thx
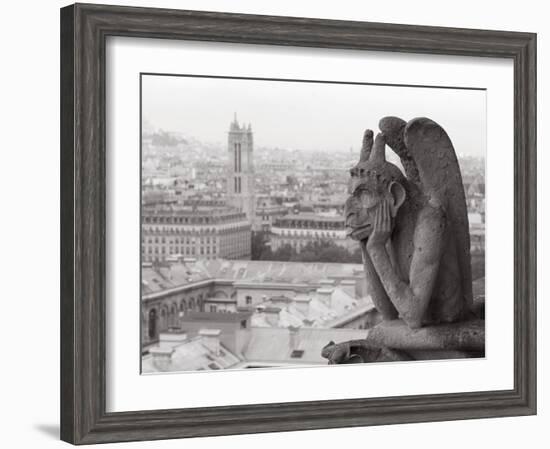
[158,329,187,349]
[319,279,336,288]
[184,257,197,266]
[340,279,357,298]
[316,287,334,308]
[199,328,221,356]
[269,294,292,308]
[263,306,281,326]
[294,297,311,316]
[288,325,301,350]
[150,346,174,371]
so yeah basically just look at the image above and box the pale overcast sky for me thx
[142,74,486,157]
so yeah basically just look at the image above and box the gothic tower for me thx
[227,114,256,223]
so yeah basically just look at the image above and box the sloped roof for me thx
[142,325,368,373]
[142,338,240,373]
[141,261,211,295]
[202,259,363,285]
[252,286,373,328]
[182,311,252,324]
[242,327,367,364]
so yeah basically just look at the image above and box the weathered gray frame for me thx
[60,3,537,445]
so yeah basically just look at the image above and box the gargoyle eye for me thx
[359,191,379,209]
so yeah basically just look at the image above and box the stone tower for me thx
[227,114,255,223]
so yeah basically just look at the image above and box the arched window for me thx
[148,309,157,340]
[160,308,167,332]
[171,304,177,326]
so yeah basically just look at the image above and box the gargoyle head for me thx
[345,131,408,242]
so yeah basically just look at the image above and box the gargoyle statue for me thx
[345,116,474,329]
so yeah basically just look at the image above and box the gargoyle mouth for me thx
[346,223,371,241]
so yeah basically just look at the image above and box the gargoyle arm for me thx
[360,241,399,320]
[368,205,445,328]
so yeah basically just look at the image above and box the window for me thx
[245,295,252,305]
[240,319,247,329]
[290,350,304,359]
[148,309,157,339]
[238,143,242,172]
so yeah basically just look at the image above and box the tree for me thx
[258,239,362,264]
[267,244,294,261]
[251,231,270,260]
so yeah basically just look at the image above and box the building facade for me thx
[270,213,355,253]
[141,281,210,348]
[141,205,251,262]
[254,197,288,232]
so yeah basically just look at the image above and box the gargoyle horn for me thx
[359,129,374,163]
[368,132,387,164]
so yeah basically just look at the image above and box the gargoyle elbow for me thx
[403,316,423,329]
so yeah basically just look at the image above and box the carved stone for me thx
[323,116,485,364]
[366,319,484,357]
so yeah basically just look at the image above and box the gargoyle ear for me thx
[388,181,406,216]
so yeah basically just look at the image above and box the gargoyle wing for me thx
[379,116,421,185]
[404,117,474,310]
[379,116,473,310]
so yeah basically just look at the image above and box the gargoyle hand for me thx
[367,199,391,251]
[321,341,351,364]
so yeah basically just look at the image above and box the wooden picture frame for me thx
[60,3,536,444]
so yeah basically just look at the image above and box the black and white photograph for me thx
[140,75,486,373]
[0,0,543,446]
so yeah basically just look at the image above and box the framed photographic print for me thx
[60,3,537,445]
